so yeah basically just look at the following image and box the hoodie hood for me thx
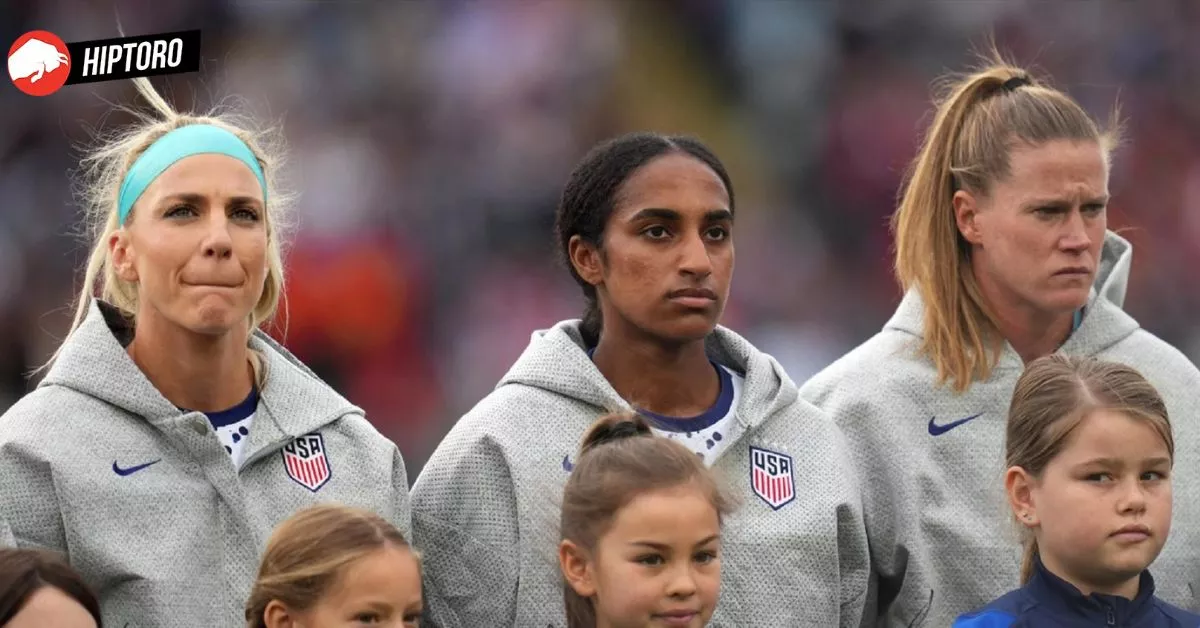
[495,320,799,430]
[41,300,360,446]
[1093,230,1132,309]
[886,230,1140,367]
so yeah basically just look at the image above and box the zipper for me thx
[1106,605,1115,625]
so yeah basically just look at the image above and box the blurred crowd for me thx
[2,0,1199,473]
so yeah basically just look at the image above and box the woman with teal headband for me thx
[0,78,413,628]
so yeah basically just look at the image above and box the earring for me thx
[1023,513,1033,521]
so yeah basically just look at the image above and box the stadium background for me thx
[2,0,1198,475]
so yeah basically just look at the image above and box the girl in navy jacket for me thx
[954,354,1200,627]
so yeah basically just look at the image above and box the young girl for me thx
[558,413,735,628]
[0,548,102,628]
[954,354,1200,627]
[246,504,423,628]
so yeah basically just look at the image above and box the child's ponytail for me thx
[564,586,597,628]
[1019,538,1038,585]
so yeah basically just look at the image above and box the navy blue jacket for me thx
[953,557,1200,627]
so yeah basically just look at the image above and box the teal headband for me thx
[118,124,268,224]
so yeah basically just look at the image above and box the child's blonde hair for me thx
[244,504,419,628]
[47,76,294,370]
[560,412,736,628]
[1006,354,1172,584]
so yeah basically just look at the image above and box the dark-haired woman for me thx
[411,132,869,628]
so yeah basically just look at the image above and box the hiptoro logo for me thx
[8,30,70,96]
[8,29,201,96]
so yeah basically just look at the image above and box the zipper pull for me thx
[1106,605,1115,625]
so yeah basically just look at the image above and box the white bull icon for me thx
[8,38,70,83]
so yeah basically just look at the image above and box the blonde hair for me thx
[1006,354,1172,584]
[892,48,1121,391]
[244,504,419,628]
[560,413,736,628]
[46,77,293,370]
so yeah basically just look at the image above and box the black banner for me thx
[64,30,201,85]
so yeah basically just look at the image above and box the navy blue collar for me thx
[638,363,733,433]
[585,347,734,432]
[1027,554,1156,623]
[179,385,259,428]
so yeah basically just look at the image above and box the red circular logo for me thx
[8,30,71,96]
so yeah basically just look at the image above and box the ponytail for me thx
[564,587,597,628]
[892,46,1114,392]
[580,299,602,349]
[1019,537,1038,585]
[893,64,1027,393]
[579,412,652,452]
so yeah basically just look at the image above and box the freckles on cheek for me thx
[626,258,651,283]
[610,253,650,289]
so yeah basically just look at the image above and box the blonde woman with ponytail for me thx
[0,78,412,628]
[800,50,1200,626]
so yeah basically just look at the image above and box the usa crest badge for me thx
[750,446,795,510]
[282,433,331,492]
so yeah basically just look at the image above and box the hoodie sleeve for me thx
[802,371,930,628]
[831,430,874,628]
[411,424,521,628]
[0,439,68,554]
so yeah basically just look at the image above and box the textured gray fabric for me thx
[801,231,1200,627]
[412,322,870,628]
[0,300,412,628]
[0,515,13,546]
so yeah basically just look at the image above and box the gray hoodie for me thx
[801,232,1200,627]
[411,322,870,628]
[0,300,412,628]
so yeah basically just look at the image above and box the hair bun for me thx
[1001,75,1032,92]
[580,412,652,454]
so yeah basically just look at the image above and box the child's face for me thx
[587,484,722,628]
[288,546,422,627]
[1030,409,1172,592]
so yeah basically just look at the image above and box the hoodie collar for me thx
[1027,554,1157,623]
[241,319,363,461]
[496,321,798,431]
[885,230,1140,369]
[41,300,360,449]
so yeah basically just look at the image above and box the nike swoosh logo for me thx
[112,459,162,476]
[928,414,983,436]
